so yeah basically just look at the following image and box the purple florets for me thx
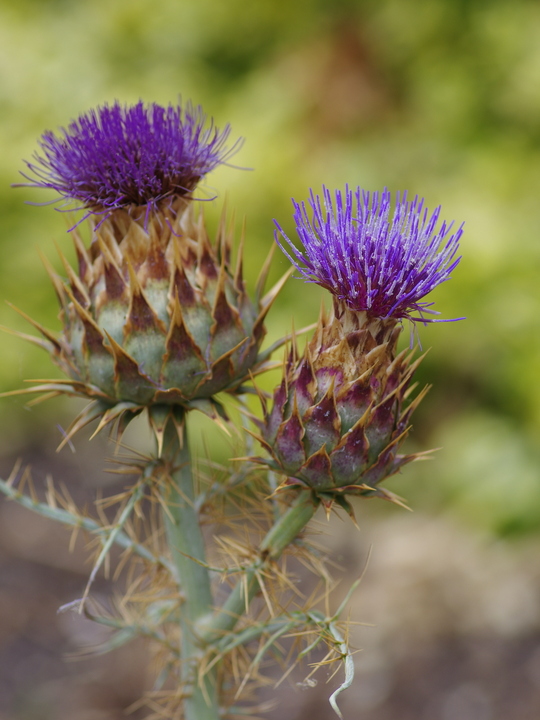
[21,100,240,221]
[274,186,463,323]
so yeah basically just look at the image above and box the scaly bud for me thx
[257,186,464,509]
[9,102,278,439]
[258,306,425,506]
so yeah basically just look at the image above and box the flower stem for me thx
[200,489,319,643]
[160,418,219,720]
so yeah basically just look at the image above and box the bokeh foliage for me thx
[1,0,540,536]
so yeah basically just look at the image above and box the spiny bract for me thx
[254,305,427,510]
[14,200,280,440]
[9,100,284,440]
[256,185,464,510]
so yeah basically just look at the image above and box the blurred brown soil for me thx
[1,444,540,720]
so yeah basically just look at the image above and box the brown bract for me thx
[5,199,286,446]
[253,299,429,514]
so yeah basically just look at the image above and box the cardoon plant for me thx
[1,101,463,719]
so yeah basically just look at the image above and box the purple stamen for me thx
[19,100,242,224]
[274,185,464,323]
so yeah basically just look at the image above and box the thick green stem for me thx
[258,489,318,558]
[160,419,219,720]
[200,489,318,643]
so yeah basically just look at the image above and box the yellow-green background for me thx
[1,1,540,718]
[2,0,540,536]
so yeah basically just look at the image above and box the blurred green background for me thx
[1,0,540,718]
[2,0,540,536]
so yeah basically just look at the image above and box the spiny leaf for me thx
[0,475,173,572]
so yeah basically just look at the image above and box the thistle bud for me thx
[58,202,266,407]
[15,101,275,435]
[258,186,463,507]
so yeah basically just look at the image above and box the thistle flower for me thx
[10,103,281,440]
[20,100,240,223]
[274,185,463,323]
[256,186,464,510]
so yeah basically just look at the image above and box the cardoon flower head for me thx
[12,102,278,439]
[256,186,465,509]
[275,185,463,323]
[21,100,240,222]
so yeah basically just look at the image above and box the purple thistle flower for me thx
[274,186,463,323]
[20,100,241,223]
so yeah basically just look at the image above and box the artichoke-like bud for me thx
[256,186,463,509]
[53,203,269,408]
[10,101,280,438]
[257,305,425,506]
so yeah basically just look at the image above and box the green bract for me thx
[16,200,279,439]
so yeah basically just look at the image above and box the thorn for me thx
[234,220,246,295]
[260,268,293,310]
[38,249,69,309]
[6,303,62,351]
[255,244,276,301]
[148,405,173,457]
[54,240,90,306]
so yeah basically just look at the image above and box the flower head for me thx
[21,100,240,220]
[275,186,463,322]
